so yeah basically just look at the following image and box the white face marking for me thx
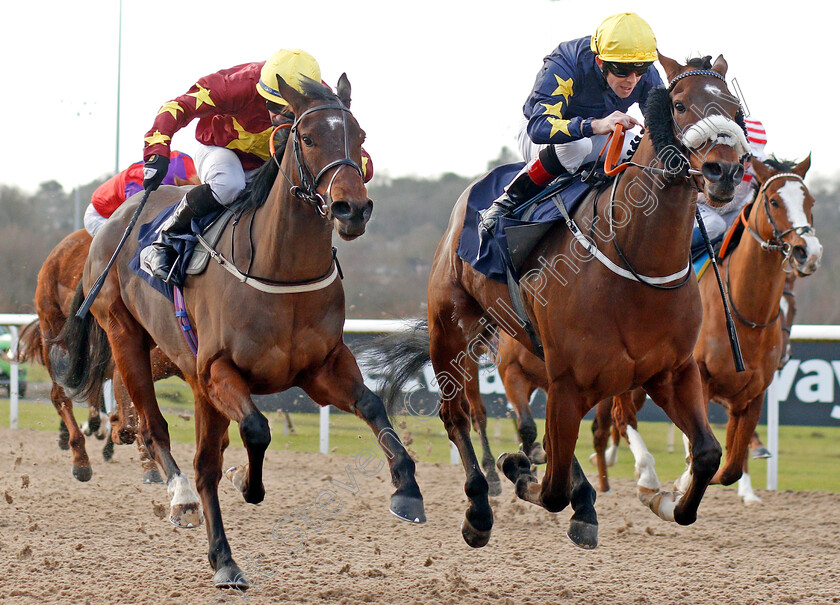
[326,116,343,131]
[704,83,723,96]
[779,181,823,261]
[780,297,790,316]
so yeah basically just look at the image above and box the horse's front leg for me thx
[502,366,546,464]
[589,397,614,492]
[204,359,271,505]
[300,343,425,525]
[498,380,598,548]
[644,359,722,526]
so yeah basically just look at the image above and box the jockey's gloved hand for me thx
[143,154,170,191]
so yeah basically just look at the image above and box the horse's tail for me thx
[50,282,112,404]
[362,319,431,416]
[14,320,44,365]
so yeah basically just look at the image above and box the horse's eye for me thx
[674,102,686,113]
[770,198,780,208]
[302,135,314,147]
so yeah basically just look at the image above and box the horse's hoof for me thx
[170,502,203,528]
[588,452,598,467]
[497,451,531,483]
[742,494,762,505]
[225,465,246,493]
[143,469,164,484]
[461,517,492,548]
[752,446,772,459]
[72,465,93,482]
[567,519,599,549]
[389,493,426,524]
[213,564,249,590]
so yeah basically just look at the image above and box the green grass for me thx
[2,386,838,492]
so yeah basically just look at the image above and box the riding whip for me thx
[75,187,153,319]
[696,209,745,372]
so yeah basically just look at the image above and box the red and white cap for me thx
[744,119,767,160]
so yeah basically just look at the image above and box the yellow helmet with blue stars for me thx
[590,13,657,63]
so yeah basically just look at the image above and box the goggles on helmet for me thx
[604,61,653,78]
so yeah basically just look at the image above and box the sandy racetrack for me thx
[1,424,838,604]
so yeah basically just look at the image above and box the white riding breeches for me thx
[516,116,640,173]
[84,204,107,237]
[194,144,260,206]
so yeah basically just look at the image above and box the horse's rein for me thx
[740,172,813,267]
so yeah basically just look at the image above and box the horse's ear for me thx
[711,54,728,77]
[336,73,351,108]
[751,158,773,184]
[275,74,306,112]
[793,154,812,178]
[657,52,682,82]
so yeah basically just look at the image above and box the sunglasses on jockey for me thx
[604,61,653,78]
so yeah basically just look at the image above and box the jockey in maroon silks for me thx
[83,150,197,237]
[140,48,373,285]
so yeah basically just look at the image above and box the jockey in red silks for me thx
[84,150,197,237]
[139,48,373,285]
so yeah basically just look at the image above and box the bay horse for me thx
[55,74,424,590]
[375,54,750,549]
[17,228,180,482]
[591,155,819,503]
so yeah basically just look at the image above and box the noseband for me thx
[277,103,364,217]
[742,172,814,266]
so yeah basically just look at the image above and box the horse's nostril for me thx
[701,162,723,183]
[330,201,353,220]
[792,246,808,264]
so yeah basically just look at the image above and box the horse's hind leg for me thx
[50,381,93,481]
[193,393,248,590]
[300,343,425,524]
[466,364,502,497]
[644,359,721,525]
[108,312,201,527]
[501,361,545,464]
[428,294,494,547]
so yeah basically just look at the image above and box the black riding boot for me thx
[143,184,224,285]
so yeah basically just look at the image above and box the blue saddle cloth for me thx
[456,162,592,282]
[129,203,224,301]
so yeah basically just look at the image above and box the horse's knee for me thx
[240,413,271,450]
[353,388,386,420]
[691,439,722,479]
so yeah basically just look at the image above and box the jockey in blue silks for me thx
[480,12,663,235]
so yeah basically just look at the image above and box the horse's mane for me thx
[235,78,343,212]
[763,155,797,172]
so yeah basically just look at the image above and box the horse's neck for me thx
[604,142,696,275]
[249,178,334,281]
[727,222,786,323]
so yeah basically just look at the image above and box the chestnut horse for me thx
[17,228,180,482]
[55,75,424,590]
[591,155,820,503]
[375,54,753,549]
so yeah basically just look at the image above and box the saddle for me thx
[130,194,240,301]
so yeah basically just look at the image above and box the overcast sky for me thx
[3,0,832,194]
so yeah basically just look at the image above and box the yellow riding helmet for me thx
[256,48,321,106]
[590,13,657,64]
